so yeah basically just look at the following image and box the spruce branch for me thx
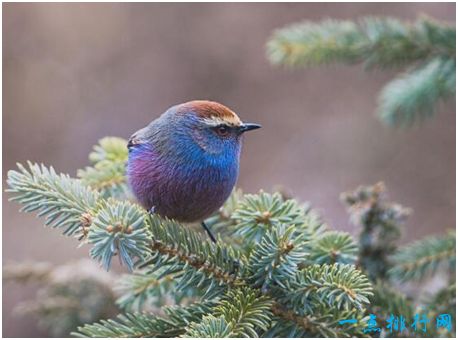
[232,191,319,244]
[267,305,367,337]
[341,182,410,281]
[247,224,308,290]
[360,16,455,68]
[115,269,184,311]
[389,231,456,282]
[184,315,233,338]
[74,301,216,338]
[306,230,358,265]
[267,16,456,127]
[278,264,373,314]
[378,58,456,127]
[7,162,100,237]
[129,214,370,335]
[267,19,364,67]
[261,263,371,336]
[88,200,151,271]
[209,190,326,253]
[7,162,151,271]
[184,287,273,337]
[145,215,244,297]
[267,16,455,68]
[215,287,273,337]
[88,137,129,164]
[77,137,130,199]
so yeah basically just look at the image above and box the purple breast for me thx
[127,147,238,222]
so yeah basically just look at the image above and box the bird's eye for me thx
[215,125,230,137]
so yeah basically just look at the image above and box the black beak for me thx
[239,123,261,133]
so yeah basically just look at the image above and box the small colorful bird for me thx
[126,100,261,242]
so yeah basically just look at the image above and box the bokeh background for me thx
[3,2,455,337]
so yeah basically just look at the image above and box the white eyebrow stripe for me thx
[201,116,241,127]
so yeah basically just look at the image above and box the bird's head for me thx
[168,100,261,155]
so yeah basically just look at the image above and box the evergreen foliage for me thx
[231,191,312,243]
[74,302,216,338]
[247,224,308,291]
[185,287,273,337]
[267,16,456,127]
[306,231,358,265]
[6,138,455,337]
[389,230,456,282]
[341,182,411,281]
[77,137,130,199]
[114,268,193,311]
[277,263,372,313]
[7,162,99,237]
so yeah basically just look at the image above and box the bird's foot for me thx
[201,221,217,243]
[200,221,239,275]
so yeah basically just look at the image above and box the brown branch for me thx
[150,240,243,286]
[270,303,314,332]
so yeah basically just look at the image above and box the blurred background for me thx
[3,2,455,337]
